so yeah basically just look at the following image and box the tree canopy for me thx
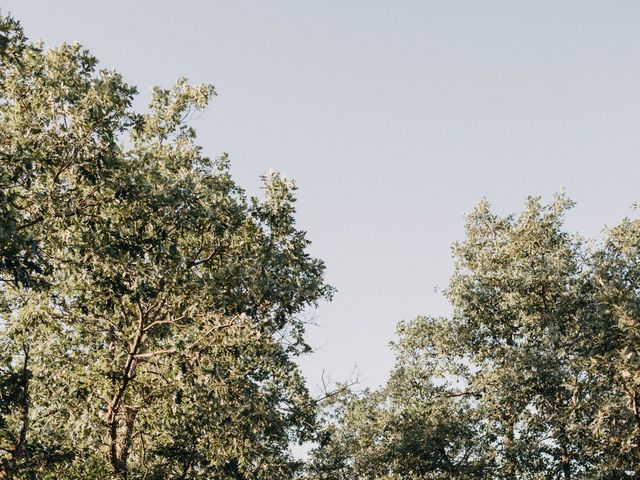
[2,13,640,480]
[308,197,640,479]
[0,15,331,479]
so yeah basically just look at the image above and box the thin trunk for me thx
[15,346,29,461]
[0,346,30,480]
[560,441,571,480]
[502,407,516,480]
[107,308,145,480]
[631,389,640,473]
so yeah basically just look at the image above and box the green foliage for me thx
[5,12,640,480]
[308,317,487,480]
[0,15,331,479]
[446,196,591,478]
[309,197,640,479]
[588,216,640,475]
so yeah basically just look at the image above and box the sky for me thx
[6,1,640,392]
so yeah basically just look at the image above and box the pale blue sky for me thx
[8,1,640,390]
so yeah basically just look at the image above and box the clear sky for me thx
[7,1,640,391]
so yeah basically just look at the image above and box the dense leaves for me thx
[308,197,640,479]
[0,16,331,479]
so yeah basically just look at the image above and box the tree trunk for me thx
[560,442,571,479]
[0,347,30,480]
[631,389,640,475]
[107,310,145,480]
[0,460,16,480]
[502,406,516,479]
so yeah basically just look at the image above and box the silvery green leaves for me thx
[308,196,640,479]
[0,15,330,480]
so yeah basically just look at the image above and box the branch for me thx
[186,249,218,268]
[314,367,361,404]
[16,215,44,232]
[136,316,241,361]
[134,349,177,359]
[142,318,176,333]
[14,344,30,459]
[106,301,145,475]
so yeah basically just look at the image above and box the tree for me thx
[307,316,487,480]
[1,15,137,476]
[308,196,630,479]
[0,16,331,479]
[445,196,598,478]
[588,215,640,476]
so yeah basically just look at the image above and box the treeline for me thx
[307,197,640,479]
[1,15,640,480]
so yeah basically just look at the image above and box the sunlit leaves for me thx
[0,14,330,479]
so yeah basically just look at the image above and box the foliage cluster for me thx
[0,16,331,479]
[308,197,640,479]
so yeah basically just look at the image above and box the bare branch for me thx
[134,349,178,359]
